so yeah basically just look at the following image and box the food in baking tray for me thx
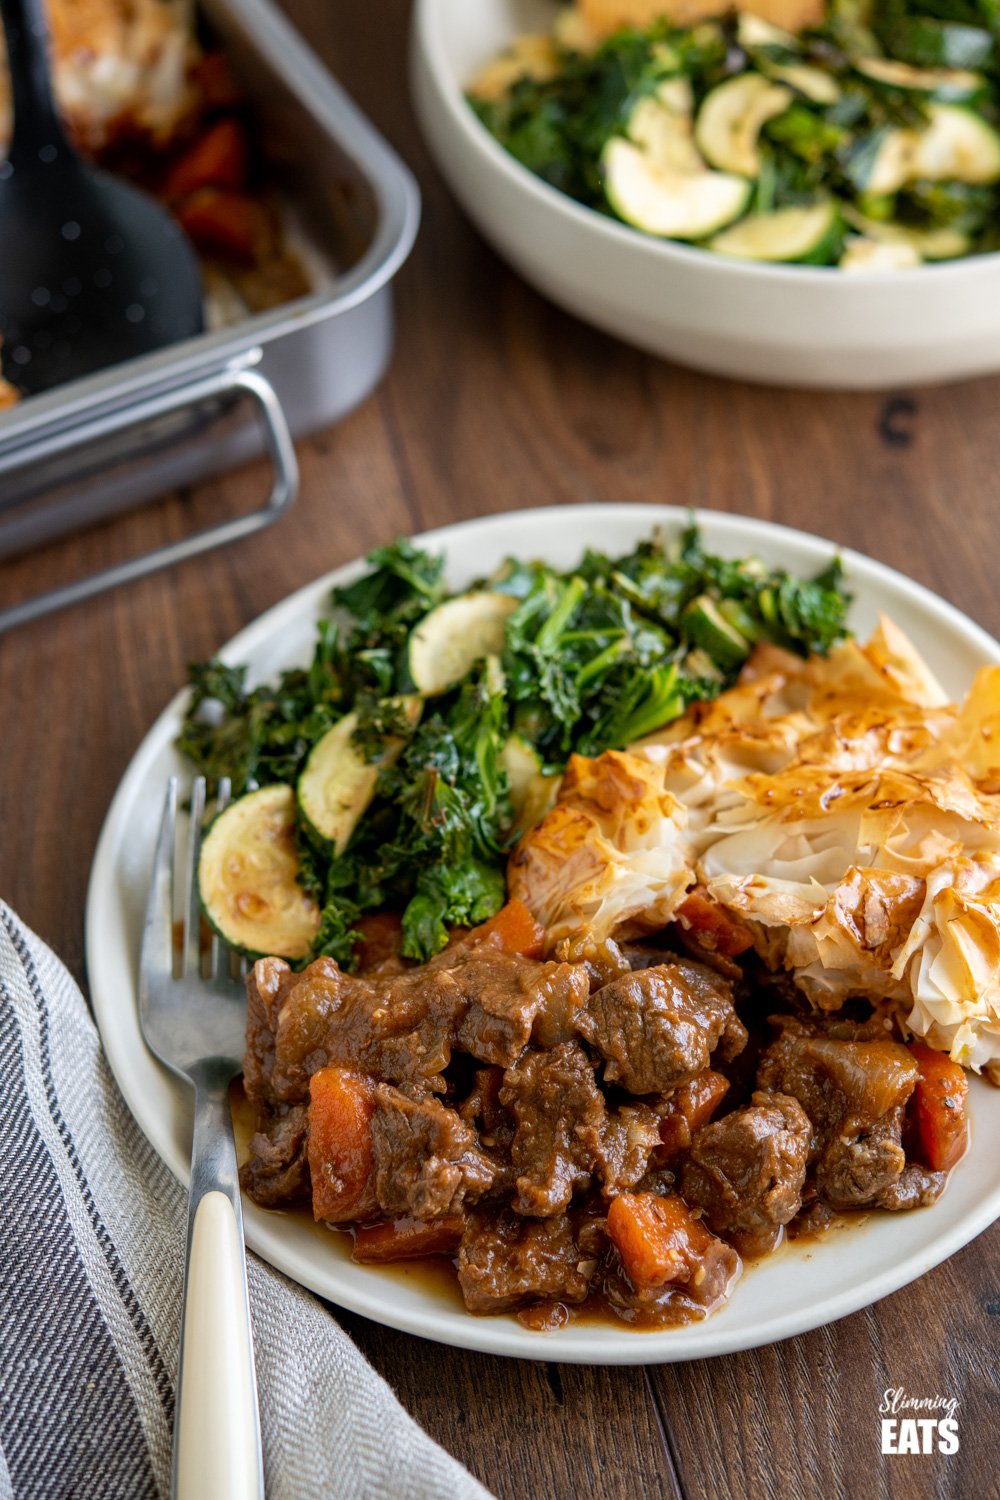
[0,0,313,399]
[0,0,197,152]
[469,1,1000,266]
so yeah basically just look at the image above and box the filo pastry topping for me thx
[511,617,1000,1080]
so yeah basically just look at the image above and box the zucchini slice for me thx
[500,734,561,834]
[861,128,918,195]
[408,592,518,695]
[842,206,970,261]
[603,136,751,240]
[500,732,543,809]
[198,784,320,960]
[854,57,986,103]
[603,78,751,240]
[911,103,1000,183]
[709,199,841,264]
[683,596,752,672]
[840,236,922,270]
[766,63,841,105]
[627,78,702,175]
[863,103,1000,194]
[297,697,421,853]
[695,74,793,179]
[737,14,799,51]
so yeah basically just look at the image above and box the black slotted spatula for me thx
[0,0,203,395]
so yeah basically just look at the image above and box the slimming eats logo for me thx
[880,1388,959,1455]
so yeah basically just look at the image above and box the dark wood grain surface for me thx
[1,3,998,1497]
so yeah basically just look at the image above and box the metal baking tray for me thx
[0,0,419,631]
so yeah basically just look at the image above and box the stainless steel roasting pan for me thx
[0,0,419,631]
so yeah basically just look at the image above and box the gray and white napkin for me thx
[0,902,494,1500]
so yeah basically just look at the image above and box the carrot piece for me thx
[353,1215,464,1264]
[607,1192,714,1291]
[658,1070,729,1157]
[678,1070,730,1131]
[355,911,405,972]
[175,188,267,262]
[165,118,250,201]
[909,1043,969,1172]
[677,887,754,957]
[307,1067,377,1223]
[464,899,545,958]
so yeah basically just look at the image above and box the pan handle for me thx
[0,362,299,633]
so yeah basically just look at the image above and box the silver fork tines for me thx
[180,775,206,980]
[140,777,248,1074]
[138,777,263,1498]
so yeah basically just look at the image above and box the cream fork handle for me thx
[174,1064,264,1500]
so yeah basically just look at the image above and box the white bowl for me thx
[412,0,1000,388]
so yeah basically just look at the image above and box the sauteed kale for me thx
[179,524,848,964]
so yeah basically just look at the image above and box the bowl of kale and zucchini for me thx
[411,0,1000,386]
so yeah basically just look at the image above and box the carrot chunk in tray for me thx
[165,118,250,200]
[176,188,269,262]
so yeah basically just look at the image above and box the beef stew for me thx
[240,900,961,1330]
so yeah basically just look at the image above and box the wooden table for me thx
[1,4,996,1496]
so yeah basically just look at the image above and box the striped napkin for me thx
[0,903,493,1500]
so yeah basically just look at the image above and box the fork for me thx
[140,776,264,1500]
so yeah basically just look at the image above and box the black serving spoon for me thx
[0,0,203,395]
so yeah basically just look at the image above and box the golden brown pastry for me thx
[575,0,825,38]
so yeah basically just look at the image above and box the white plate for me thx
[412,0,1000,388]
[87,505,1000,1364]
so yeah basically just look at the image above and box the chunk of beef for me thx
[596,1104,663,1197]
[456,955,590,1065]
[681,1091,811,1255]
[245,944,594,1118]
[500,1043,605,1216]
[244,955,471,1107]
[553,934,632,991]
[819,1116,908,1208]
[672,929,744,982]
[580,960,747,1095]
[458,1066,509,1143]
[458,1066,516,1193]
[757,1023,919,1209]
[244,957,300,1112]
[875,1164,946,1212]
[371,1085,495,1220]
[618,943,679,973]
[457,1208,594,1314]
[239,1104,309,1208]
